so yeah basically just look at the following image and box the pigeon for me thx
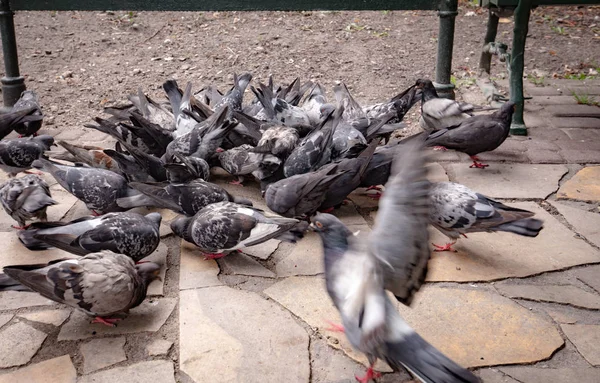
[217,144,282,186]
[56,141,119,171]
[234,111,299,159]
[252,82,312,129]
[359,143,398,191]
[0,107,43,140]
[0,135,54,176]
[106,140,168,182]
[32,158,134,215]
[265,164,348,218]
[104,88,175,132]
[424,101,515,168]
[213,73,253,118]
[117,179,251,216]
[103,146,155,183]
[429,182,544,252]
[164,154,210,183]
[171,201,308,259]
[415,79,476,132]
[310,142,479,383]
[163,80,198,137]
[0,174,57,229]
[10,90,44,137]
[301,83,328,126]
[18,212,162,262]
[283,108,340,178]
[3,251,161,326]
[363,84,418,126]
[333,83,370,135]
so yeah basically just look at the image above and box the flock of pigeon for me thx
[0,74,545,383]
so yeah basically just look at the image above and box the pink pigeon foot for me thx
[366,192,382,200]
[11,224,30,230]
[91,210,101,216]
[355,365,381,383]
[24,170,44,176]
[432,242,457,252]
[229,179,244,186]
[469,156,489,169]
[91,317,122,327]
[204,252,226,260]
[325,319,345,333]
[433,146,448,151]
[365,185,382,192]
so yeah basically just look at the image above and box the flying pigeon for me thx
[18,212,162,262]
[310,142,478,383]
[10,90,44,137]
[2,251,161,326]
[32,158,134,215]
[171,201,308,259]
[0,174,57,229]
[429,182,544,251]
[117,179,252,216]
[0,135,54,176]
[423,101,515,168]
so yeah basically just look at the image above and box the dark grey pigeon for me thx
[10,90,44,137]
[363,83,419,125]
[104,88,175,132]
[2,251,161,326]
[117,179,251,217]
[310,142,478,383]
[103,147,153,183]
[171,201,308,259]
[106,140,168,182]
[0,135,54,176]
[18,212,161,262]
[217,144,282,185]
[0,174,57,228]
[283,107,341,178]
[429,182,543,252]
[0,107,42,140]
[164,154,210,183]
[265,164,348,218]
[213,73,253,118]
[424,102,515,169]
[359,143,398,190]
[32,158,134,215]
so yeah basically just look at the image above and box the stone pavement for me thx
[0,79,599,383]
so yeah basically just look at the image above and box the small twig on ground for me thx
[140,24,166,45]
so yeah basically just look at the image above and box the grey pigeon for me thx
[213,73,253,118]
[32,158,134,215]
[0,174,57,228]
[310,142,479,383]
[217,144,282,185]
[18,212,162,262]
[56,141,120,172]
[10,90,44,137]
[265,164,348,218]
[283,107,341,178]
[252,82,312,129]
[163,80,197,137]
[3,251,161,326]
[333,83,370,135]
[301,83,328,126]
[117,179,251,216]
[234,111,299,159]
[359,143,398,190]
[429,182,544,252]
[0,107,42,140]
[164,154,210,183]
[424,101,515,168]
[0,135,54,176]
[171,201,308,259]
[106,140,168,182]
[104,88,175,132]
[103,146,155,183]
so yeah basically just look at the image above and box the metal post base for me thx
[1,75,25,108]
[510,122,527,136]
[433,81,455,100]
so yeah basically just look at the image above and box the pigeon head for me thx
[415,79,438,101]
[310,213,353,237]
[135,261,162,284]
[145,212,163,228]
[33,135,55,149]
[20,90,39,102]
[170,216,193,241]
[319,103,335,119]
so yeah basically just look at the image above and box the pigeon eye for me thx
[315,221,323,229]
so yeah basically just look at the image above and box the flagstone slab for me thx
[219,252,275,278]
[0,291,56,310]
[80,337,127,374]
[57,297,176,341]
[0,355,76,383]
[544,308,578,324]
[146,339,173,356]
[449,163,567,199]
[18,309,71,326]
[265,278,564,369]
[477,369,519,383]
[241,239,280,260]
[46,187,79,222]
[561,324,600,366]
[179,286,309,383]
[499,367,600,383]
[551,202,600,247]
[574,265,600,293]
[0,233,77,268]
[179,241,222,290]
[0,321,48,368]
[78,360,175,383]
[496,284,600,310]
[0,314,12,329]
[557,166,600,202]
[426,203,600,282]
[140,242,168,296]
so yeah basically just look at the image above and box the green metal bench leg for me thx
[434,0,458,100]
[509,0,531,136]
[479,9,499,76]
[0,0,25,109]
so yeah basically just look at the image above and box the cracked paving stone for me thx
[478,369,519,383]
[574,265,600,294]
[139,242,168,296]
[561,324,600,366]
[499,367,600,383]
[544,308,578,324]
[0,314,12,329]
[0,291,56,310]
[426,202,600,282]
[179,241,222,290]
[146,339,173,356]
[46,187,79,222]
[57,298,176,341]
[18,309,71,326]
[557,166,600,202]
[0,321,48,368]
[550,202,600,248]
[81,337,127,374]
[427,162,450,183]
[219,252,275,278]
[0,232,77,269]
[448,163,568,199]
[241,239,279,260]
[78,360,175,383]
[0,355,76,383]
[496,284,600,310]
[266,278,564,368]
[180,286,309,383]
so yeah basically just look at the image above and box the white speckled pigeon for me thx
[0,174,57,229]
[18,212,162,262]
[0,135,54,176]
[32,158,134,215]
[424,101,515,169]
[429,182,543,252]
[217,144,282,186]
[310,142,479,383]
[2,251,161,326]
[171,201,308,259]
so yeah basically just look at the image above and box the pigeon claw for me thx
[432,242,457,252]
[432,146,448,151]
[355,366,381,383]
[204,252,226,260]
[91,210,101,217]
[91,317,121,327]
[469,156,489,169]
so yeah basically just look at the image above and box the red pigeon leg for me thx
[469,156,489,169]
[324,319,345,333]
[366,192,382,200]
[23,169,44,176]
[319,207,335,213]
[432,146,448,151]
[11,224,30,230]
[204,252,226,260]
[355,363,382,383]
[432,239,458,252]
[91,210,101,216]
[365,185,382,192]
[229,177,244,186]
[91,317,122,327]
